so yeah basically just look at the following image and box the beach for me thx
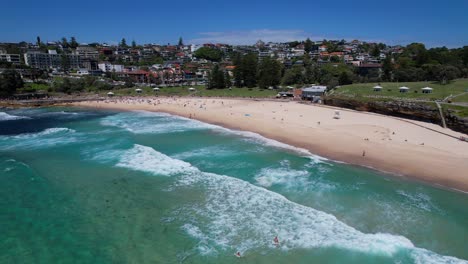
[73,97,468,192]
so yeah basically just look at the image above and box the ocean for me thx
[0,107,467,264]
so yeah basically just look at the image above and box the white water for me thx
[0,127,79,150]
[101,110,328,161]
[96,144,466,263]
[0,112,30,121]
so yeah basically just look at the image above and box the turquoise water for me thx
[0,107,467,264]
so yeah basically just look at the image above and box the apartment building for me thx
[24,50,81,70]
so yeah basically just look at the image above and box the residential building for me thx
[75,46,99,59]
[24,50,81,70]
[98,62,124,72]
[0,53,21,64]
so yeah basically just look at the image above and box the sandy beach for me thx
[73,97,468,192]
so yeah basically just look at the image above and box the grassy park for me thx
[330,79,468,102]
[102,85,280,98]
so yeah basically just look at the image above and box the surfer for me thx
[235,251,242,258]
[273,236,280,246]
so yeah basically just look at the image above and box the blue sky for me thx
[2,0,467,47]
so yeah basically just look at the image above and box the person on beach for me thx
[362,150,366,157]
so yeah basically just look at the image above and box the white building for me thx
[98,62,124,72]
[24,51,81,70]
[76,68,89,75]
[0,53,21,64]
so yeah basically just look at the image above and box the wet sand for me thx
[73,97,468,192]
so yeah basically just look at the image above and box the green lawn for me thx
[441,104,468,118]
[103,86,280,98]
[21,82,50,92]
[451,93,468,103]
[332,79,468,102]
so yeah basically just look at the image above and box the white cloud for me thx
[188,29,314,45]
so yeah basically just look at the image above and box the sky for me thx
[1,0,467,48]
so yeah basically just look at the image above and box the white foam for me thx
[13,127,76,139]
[0,128,78,150]
[172,145,236,160]
[105,144,464,262]
[396,190,440,213]
[255,167,310,188]
[101,111,330,159]
[116,144,197,176]
[100,111,215,134]
[179,171,464,262]
[0,112,30,121]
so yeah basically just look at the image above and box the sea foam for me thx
[105,144,465,263]
[101,110,328,160]
[0,112,31,121]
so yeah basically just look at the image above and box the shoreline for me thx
[71,97,468,193]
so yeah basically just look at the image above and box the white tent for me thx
[107,92,114,96]
[421,87,433,94]
[373,85,383,91]
[153,87,160,91]
[135,88,143,93]
[399,86,410,93]
[188,87,195,91]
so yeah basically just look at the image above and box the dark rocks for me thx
[323,97,468,134]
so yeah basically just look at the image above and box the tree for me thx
[225,71,232,87]
[382,56,394,81]
[403,43,429,66]
[132,40,137,48]
[241,53,258,88]
[61,54,70,72]
[61,37,69,49]
[459,46,468,66]
[304,38,313,53]
[282,66,305,85]
[120,38,128,48]
[232,53,243,87]
[338,71,352,85]
[257,57,281,89]
[0,70,23,97]
[193,47,222,62]
[70,37,78,49]
[207,64,225,89]
[178,37,184,46]
[435,65,460,84]
[370,45,381,57]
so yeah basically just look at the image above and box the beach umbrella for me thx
[188,87,195,91]
[153,87,160,91]
[107,92,114,96]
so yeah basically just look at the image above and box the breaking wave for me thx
[93,143,465,263]
[0,127,78,150]
[0,112,31,121]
